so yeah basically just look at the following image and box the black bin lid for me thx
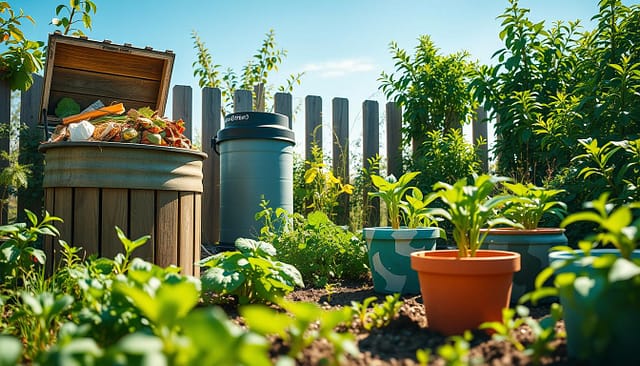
[215,112,294,144]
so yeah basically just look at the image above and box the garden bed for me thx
[275,280,568,365]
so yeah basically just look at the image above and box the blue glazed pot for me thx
[482,228,567,303]
[549,249,640,365]
[363,227,439,294]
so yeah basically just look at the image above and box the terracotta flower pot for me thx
[410,249,521,335]
[481,227,567,303]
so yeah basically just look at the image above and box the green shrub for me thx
[257,204,369,288]
[410,129,482,196]
[199,238,304,304]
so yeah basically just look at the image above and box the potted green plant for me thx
[363,172,442,294]
[528,193,640,365]
[481,182,568,302]
[410,174,522,335]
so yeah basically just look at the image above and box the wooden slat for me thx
[0,79,9,223]
[53,187,73,268]
[18,75,44,222]
[305,95,322,161]
[129,189,155,263]
[201,87,221,246]
[254,83,265,112]
[51,67,159,102]
[194,192,202,277]
[48,91,158,115]
[73,188,100,256]
[179,192,195,275]
[332,97,349,225]
[274,92,292,129]
[234,89,253,112]
[156,191,178,268]
[386,102,403,179]
[101,188,129,259]
[53,42,167,80]
[172,85,193,140]
[44,188,55,276]
[363,100,380,227]
[473,107,489,172]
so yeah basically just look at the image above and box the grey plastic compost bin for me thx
[214,112,295,250]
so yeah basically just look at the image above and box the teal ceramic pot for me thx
[363,227,439,294]
[549,249,640,365]
[481,228,567,303]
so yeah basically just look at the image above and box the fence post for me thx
[305,95,322,161]
[274,92,292,129]
[386,102,402,179]
[202,87,221,247]
[254,83,265,112]
[473,107,489,172]
[172,85,193,139]
[332,97,349,225]
[363,100,379,227]
[17,75,45,222]
[234,90,253,112]
[0,79,11,224]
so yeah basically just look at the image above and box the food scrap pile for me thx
[48,101,193,149]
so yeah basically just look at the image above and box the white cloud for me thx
[301,58,376,78]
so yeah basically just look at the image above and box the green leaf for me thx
[241,305,293,338]
[201,266,244,294]
[609,258,640,282]
[115,333,164,355]
[0,335,22,366]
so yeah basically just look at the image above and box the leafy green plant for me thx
[401,188,443,231]
[301,144,353,219]
[571,138,640,205]
[349,154,381,232]
[410,129,483,199]
[192,28,303,115]
[0,210,60,286]
[501,182,567,229]
[350,293,403,331]
[369,171,420,229]
[199,237,304,304]
[10,291,73,358]
[0,335,22,366]
[430,174,522,257]
[51,0,97,36]
[241,298,358,365]
[0,2,44,91]
[379,35,477,143]
[257,203,368,288]
[435,331,484,366]
[480,304,563,364]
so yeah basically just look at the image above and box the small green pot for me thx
[363,227,439,294]
[549,249,640,365]
[482,228,567,303]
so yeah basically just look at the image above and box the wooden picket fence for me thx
[2,77,488,246]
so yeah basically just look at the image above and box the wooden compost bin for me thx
[39,33,206,276]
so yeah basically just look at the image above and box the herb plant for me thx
[199,238,304,304]
[369,171,421,229]
[257,203,368,288]
[0,210,60,286]
[241,299,358,366]
[350,293,403,331]
[501,182,567,229]
[430,174,522,257]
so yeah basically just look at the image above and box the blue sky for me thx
[9,0,612,155]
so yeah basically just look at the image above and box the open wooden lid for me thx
[41,32,175,123]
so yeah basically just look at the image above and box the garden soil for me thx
[257,280,570,365]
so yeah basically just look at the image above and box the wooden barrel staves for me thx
[39,141,207,276]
